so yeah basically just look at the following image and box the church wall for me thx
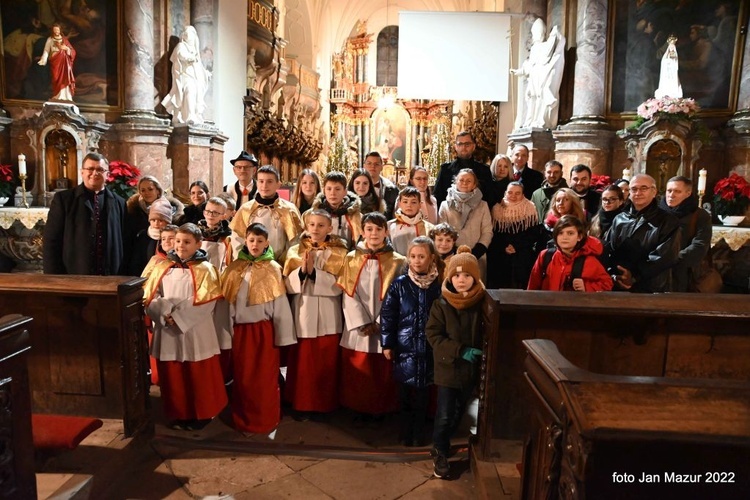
[215,2,248,184]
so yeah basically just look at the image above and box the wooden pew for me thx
[0,315,36,499]
[520,338,750,500]
[476,290,750,456]
[0,275,150,437]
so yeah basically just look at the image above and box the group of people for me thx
[41,131,711,479]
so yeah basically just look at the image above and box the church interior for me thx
[1,0,749,498]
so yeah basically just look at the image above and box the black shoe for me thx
[433,453,450,479]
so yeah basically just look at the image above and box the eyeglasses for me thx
[630,186,655,193]
[601,197,621,203]
[455,141,474,147]
[234,165,256,171]
[203,209,224,217]
[82,167,108,174]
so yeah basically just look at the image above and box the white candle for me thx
[18,154,26,176]
[622,168,631,181]
[698,168,707,193]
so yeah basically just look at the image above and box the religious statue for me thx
[161,26,210,125]
[654,35,682,99]
[37,23,76,101]
[247,48,257,91]
[511,20,566,130]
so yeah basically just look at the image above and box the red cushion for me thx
[31,414,103,450]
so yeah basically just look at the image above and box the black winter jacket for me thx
[380,274,441,388]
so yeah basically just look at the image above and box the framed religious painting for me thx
[370,104,412,169]
[606,0,747,115]
[0,0,121,109]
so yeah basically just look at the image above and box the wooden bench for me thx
[520,338,750,499]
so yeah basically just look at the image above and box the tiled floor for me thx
[36,391,521,499]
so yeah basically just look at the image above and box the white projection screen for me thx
[397,11,511,102]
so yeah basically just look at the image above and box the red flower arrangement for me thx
[106,160,141,200]
[0,164,15,199]
[590,174,612,192]
[713,173,750,217]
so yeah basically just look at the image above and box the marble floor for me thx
[35,390,522,499]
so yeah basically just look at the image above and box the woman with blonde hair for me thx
[543,188,586,237]
[489,154,512,200]
[291,169,321,214]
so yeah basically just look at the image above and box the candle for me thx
[622,168,631,181]
[698,168,707,194]
[18,154,26,176]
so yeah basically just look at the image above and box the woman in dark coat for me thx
[178,180,209,225]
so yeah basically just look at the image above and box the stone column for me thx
[109,0,172,189]
[170,126,228,199]
[553,0,614,176]
[191,0,216,123]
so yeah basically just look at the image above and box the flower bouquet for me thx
[636,96,700,122]
[0,164,15,204]
[590,174,612,192]
[106,161,141,200]
[713,173,750,224]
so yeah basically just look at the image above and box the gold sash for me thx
[143,260,222,306]
[221,259,286,306]
[336,249,406,300]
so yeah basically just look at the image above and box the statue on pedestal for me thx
[247,48,257,91]
[161,26,210,125]
[511,20,566,130]
[654,35,682,99]
[37,24,76,101]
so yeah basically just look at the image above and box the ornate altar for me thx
[10,102,108,207]
[617,116,703,194]
[0,207,47,272]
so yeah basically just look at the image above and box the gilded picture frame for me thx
[0,0,121,110]
[606,0,746,116]
[370,104,412,170]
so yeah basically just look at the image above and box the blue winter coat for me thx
[380,274,441,388]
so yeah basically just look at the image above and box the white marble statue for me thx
[247,48,257,91]
[654,36,682,99]
[511,20,566,130]
[161,26,210,125]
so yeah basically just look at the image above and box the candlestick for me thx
[622,168,631,181]
[697,168,707,206]
[19,173,29,209]
[18,154,26,176]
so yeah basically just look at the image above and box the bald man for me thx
[604,174,681,293]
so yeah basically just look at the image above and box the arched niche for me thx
[645,139,682,195]
[43,128,79,192]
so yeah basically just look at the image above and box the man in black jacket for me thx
[509,144,543,199]
[661,176,712,292]
[43,152,126,275]
[569,164,601,218]
[433,131,498,209]
[604,174,681,292]
[223,150,258,210]
[363,151,398,219]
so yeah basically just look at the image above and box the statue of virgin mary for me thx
[654,36,682,99]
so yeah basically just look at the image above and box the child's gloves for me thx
[460,347,483,363]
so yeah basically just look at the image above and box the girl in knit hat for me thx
[426,245,486,479]
[127,199,174,275]
[380,236,443,446]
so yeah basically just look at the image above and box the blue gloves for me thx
[460,347,483,363]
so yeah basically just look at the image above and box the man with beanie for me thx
[127,199,173,275]
[425,245,486,479]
